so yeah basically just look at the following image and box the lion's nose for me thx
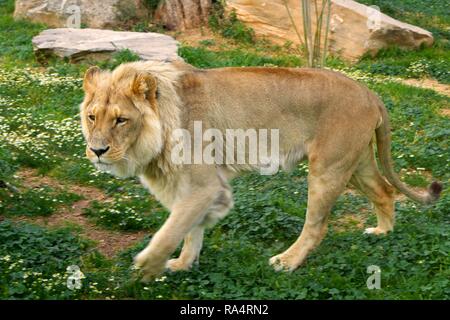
[90,146,110,157]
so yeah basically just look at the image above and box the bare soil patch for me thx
[333,212,368,233]
[13,168,146,258]
[401,78,450,97]
[440,109,450,117]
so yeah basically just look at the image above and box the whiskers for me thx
[88,144,153,179]
[103,147,127,163]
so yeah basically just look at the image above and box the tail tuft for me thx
[374,96,443,206]
[427,181,443,203]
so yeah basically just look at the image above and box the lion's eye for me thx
[116,117,127,124]
[88,115,95,121]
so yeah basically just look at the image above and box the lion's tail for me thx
[375,99,442,205]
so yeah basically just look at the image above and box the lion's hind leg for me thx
[269,147,362,272]
[349,145,395,235]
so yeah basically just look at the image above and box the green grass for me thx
[83,188,167,231]
[0,0,45,66]
[0,0,449,300]
[179,46,303,68]
[0,186,82,217]
[0,220,92,299]
[98,49,142,70]
[356,46,450,84]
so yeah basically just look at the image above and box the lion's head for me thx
[80,64,163,178]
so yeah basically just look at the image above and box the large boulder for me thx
[32,28,181,63]
[225,0,434,61]
[14,0,149,29]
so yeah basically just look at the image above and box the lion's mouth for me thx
[89,155,113,164]
[97,159,111,165]
[94,161,114,172]
[87,151,135,178]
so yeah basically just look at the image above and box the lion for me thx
[80,60,442,281]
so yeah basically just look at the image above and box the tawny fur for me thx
[80,61,442,281]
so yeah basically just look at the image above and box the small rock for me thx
[32,28,181,63]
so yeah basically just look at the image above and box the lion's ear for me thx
[83,66,101,93]
[131,73,158,104]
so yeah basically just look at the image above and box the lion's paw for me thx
[166,258,192,272]
[364,227,390,235]
[133,251,166,282]
[269,253,299,272]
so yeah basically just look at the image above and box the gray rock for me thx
[32,28,181,63]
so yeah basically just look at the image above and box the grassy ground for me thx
[0,0,449,299]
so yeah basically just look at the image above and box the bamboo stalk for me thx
[313,0,323,66]
[282,0,304,50]
[302,0,313,67]
[321,0,331,67]
[284,0,332,68]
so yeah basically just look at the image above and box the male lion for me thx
[80,61,442,281]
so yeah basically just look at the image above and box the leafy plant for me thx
[179,46,302,68]
[98,49,141,70]
[209,3,255,44]
[0,220,91,299]
[143,0,162,12]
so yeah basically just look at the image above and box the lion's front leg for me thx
[134,177,231,281]
[166,185,234,272]
[135,166,234,281]
[134,196,211,281]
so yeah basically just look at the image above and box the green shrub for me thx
[99,49,141,70]
[209,3,255,44]
[143,0,161,12]
[179,46,302,68]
